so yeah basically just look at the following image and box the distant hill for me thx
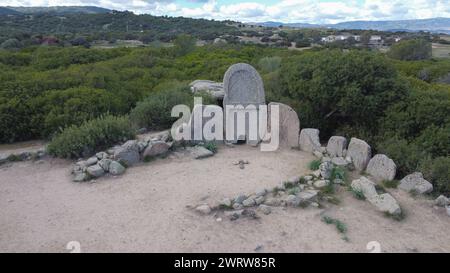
[0,7,21,15]
[255,18,450,34]
[331,18,450,33]
[5,6,111,15]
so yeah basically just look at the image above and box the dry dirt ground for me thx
[1,145,449,253]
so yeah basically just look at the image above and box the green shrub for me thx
[47,115,135,158]
[279,50,407,137]
[258,56,282,74]
[388,39,432,61]
[129,86,194,131]
[203,142,218,153]
[420,157,450,195]
[308,159,321,171]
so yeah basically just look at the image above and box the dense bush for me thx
[420,157,450,195]
[0,44,275,143]
[129,86,194,131]
[277,50,407,137]
[47,115,135,158]
[387,39,432,61]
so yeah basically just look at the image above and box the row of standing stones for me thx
[71,130,215,182]
[194,128,450,221]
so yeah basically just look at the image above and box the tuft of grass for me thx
[331,166,348,184]
[7,154,21,162]
[326,195,341,205]
[203,142,218,153]
[382,179,399,189]
[350,188,366,200]
[322,216,348,236]
[283,181,296,189]
[118,159,129,168]
[143,155,155,163]
[375,184,387,194]
[287,187,301,195]
[409,189,419,198]
[308,159,321,171]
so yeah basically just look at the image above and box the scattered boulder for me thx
[331,157,348,167]
[399,172,433,194]
[255,196,265,205]
[299,128,321,152]
[188,146,214,159]
[242,197,256,207]
[366,154,396,182]
[114,140,140,166]
[258,204,272,215]
[314,179,330,188]
[98,158,112,172]
[95,152,108,160]
[347,138,371,171]
[220,198,232,208]
[234,194,247,204]
[319,161,333,179]
[369,193,402,216]
[85,156,98,166]
[225,210,243,221]
[326,136,347,157]
[313,151,323,158]
[109,161,126,176]
[285,195,300,207]
[196,204,212,215]
[242,209,259,219]
[434,195,450,207]
[86,164,104,178]
[264,197,281,206]
[73,172,89,182]
[143,141,170,158]
[352,177,402,216]
[351,177,378,199]
[255,189,267,197]
[189,80,224,100]
[297,190,318,203]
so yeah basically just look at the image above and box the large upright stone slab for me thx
[223,63,265,144]
[223,63,265,107]
[347,137,371,171]
[268,102,300,149]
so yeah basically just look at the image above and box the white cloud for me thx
[1,0,449,23]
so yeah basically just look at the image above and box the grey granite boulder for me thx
[347,138,371,171]
[143,141,170,158]
[399,172,433,194]
[109,161,126,175]
[326,136,347,157]
[299,128,321,152]
[114,140,140,166]
[86,164,105,178]
[366,154,396,182]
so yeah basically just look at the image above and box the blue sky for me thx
[3,0,450,23]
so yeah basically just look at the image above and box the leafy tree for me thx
[277,50,407,136]
[388,39,432,61]
[0,38,21,50]
[173,34,197,56]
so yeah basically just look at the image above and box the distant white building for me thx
[321,34,361,43]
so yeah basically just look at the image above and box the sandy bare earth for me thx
[0,145,449,253]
